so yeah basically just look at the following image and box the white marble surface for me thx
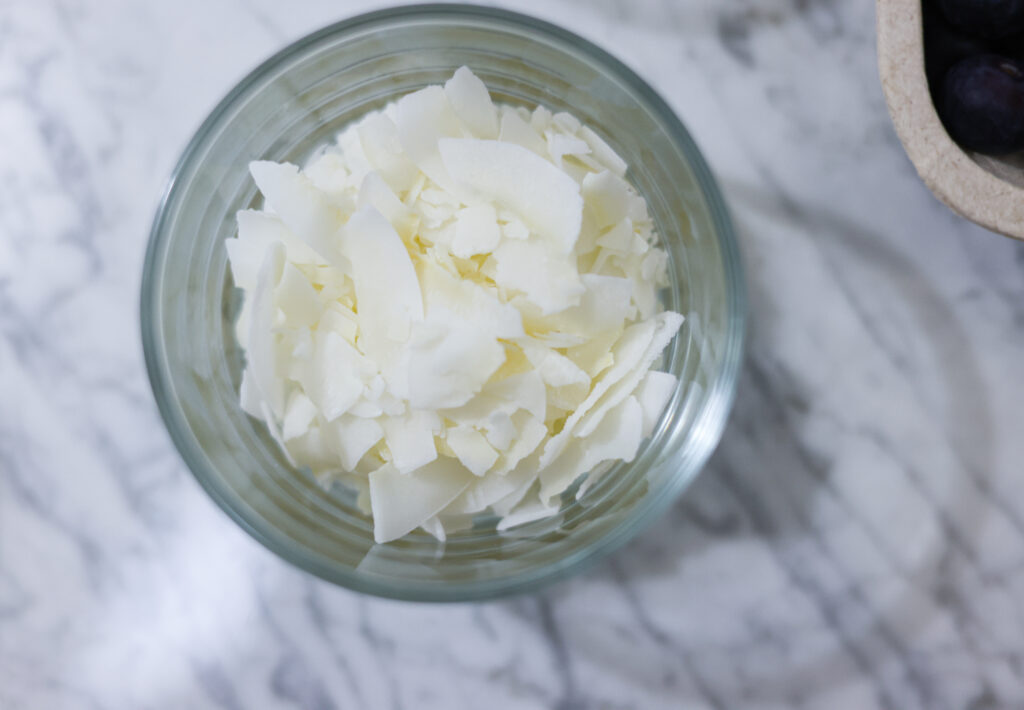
[3,0,1024,708]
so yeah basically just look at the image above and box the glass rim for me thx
[140,2,747,602]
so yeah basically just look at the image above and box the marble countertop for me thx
[3,1,1024,708]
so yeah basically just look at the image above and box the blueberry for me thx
[924,2,994,101]
[938,0,1024,39]
[941,55,1024,154]
[991,31,1024,61]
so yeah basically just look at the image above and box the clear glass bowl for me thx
[141,5,745,601]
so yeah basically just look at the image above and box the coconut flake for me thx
[439,138,583,254]
[239,367,263,418]
[444,66,499,139]
[519,340,590,388]
[357,172,418,241]
[596,218,634,254]
[357,111,420,194]
[445,453,539,516]
[579,125,628,176]
[491,240,584,315]
[369,459,474,543]
[417,260,523,340]
[635,370,678,437]
[420,515,447,542]
[296,330,374,422]
[282,390,318,441]
[493,412,548,475]
[403,307,506,410]
[547,133,590,168]
[249,161,347,267]
[303,150,354,206]
[543,274,633,337]
[446,426,499,476]
[482,410,517,451]
[488,371,547,422]
[323,415,384,471]
[531,105,552,132]
[382,411,439,473]
[451,203,501,258]
[582,170,632,229]
[498,110,547,156]
[275,262,320,328]
[235,69,684,541]
[339,207,423,368]
[229,210,323,290]
[539,318,656,468]
[539,396,643,502]
[393,85,466,195]
[496,494,560,531]
[573,311,683,438]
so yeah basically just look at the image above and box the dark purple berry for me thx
[991,31,1024,61]
[937,0,1024,39]
[941,55,1024,154]
[924,3,994,101]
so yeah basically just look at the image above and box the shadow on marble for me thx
[523,183,1009,706]
[634,178,999,585]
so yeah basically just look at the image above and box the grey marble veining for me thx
[2,1,1024,708]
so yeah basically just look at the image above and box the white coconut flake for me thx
[282,390,318,441]
[482,410,517,451]
[487,371,547,422]
[234,67,686,542]
[547,133,590,168]
[444,65,499,139]
[498,110,547,156]
[420,515,447,542]
[417,260,523,340]
[496,494,560,531]
[451,203,501,258]
[249,161,347,268]
[445,453,539,516]
[446,426,499,476]
[439,138,583,254]
[296,330,373,422]
[382,411,438,473]
[519,340,590,388]
[539,395,643,502]
[369,459,474,543]
[596,218,633,254]
[357,111,420,194]
[304,150,354,205]
[578,125,628,177]
[493,413,548,475]
[403,307,506,410]
[552,111,582,134]
[357,171,418,241]
[323,415,383,471]
[543,273,633,337]
[538,318,657,468]
[275,262,320,328]
[635,370,678,437]
[239,368,263,419]
[339,207,423,368]
[582,170,632,230]
[574,311,683,438]
[393,85,466,195]
[492,240,584,315]
[229,210,323,290]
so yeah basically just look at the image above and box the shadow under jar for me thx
[141,4,745,602]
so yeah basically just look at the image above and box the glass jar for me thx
[141,4,745,601]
